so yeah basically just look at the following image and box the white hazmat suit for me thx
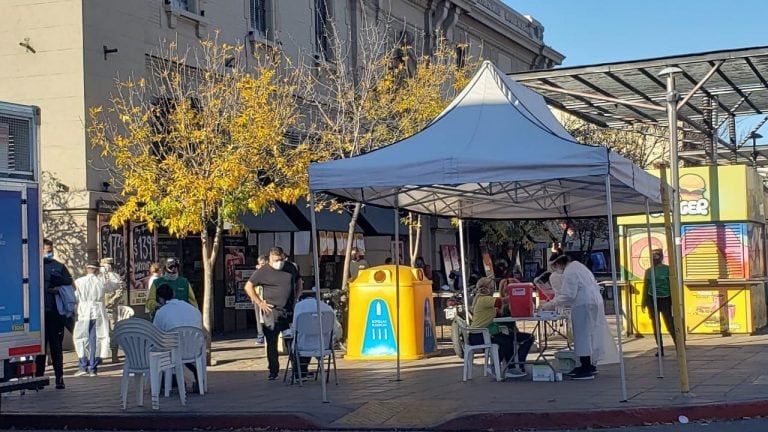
[546,260,618,365]
[73,272,120,361]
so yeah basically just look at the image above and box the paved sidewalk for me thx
[3,325,768,430]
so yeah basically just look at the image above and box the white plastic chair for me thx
[461,326,502,382]
[288,310,337,386]
[165,326,207,395]
[112,318,186,409]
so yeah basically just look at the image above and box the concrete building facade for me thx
[1,0,562,330]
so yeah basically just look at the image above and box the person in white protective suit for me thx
[73,260,121,376]
[541,254,618,380]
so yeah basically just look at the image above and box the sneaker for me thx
[589,365,598,375]
[255,336,265,345]
[55,377,65,389]
[505,368,528,379]
[88,371,97,377]
[74,370,88,377]
[569,369,596,380]
[655,351,665,357]
[268,373,279,381]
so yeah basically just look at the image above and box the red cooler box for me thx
[506,283,535,317]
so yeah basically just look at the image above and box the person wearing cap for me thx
[642,249,676,356]
[73,260,120,376]
[542,255,618,380]
[146,258,198,316]
[470,277,534,379]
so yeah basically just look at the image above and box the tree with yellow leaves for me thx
[88,36,311,333]
[299,8,479,299]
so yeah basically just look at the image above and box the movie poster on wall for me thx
[224,235,246,308]
[233,265,255,309]
[129,222,157,306]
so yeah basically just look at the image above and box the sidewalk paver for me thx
[3,326,768,430]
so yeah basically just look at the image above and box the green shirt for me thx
[644,264,671,298]
[471,295,501,335]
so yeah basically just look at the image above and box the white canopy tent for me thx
[306,61,663,402]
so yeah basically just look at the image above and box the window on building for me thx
[171,0,191,12]
[314,0,333,61]
[456,45,467,69]
[250,0,268,36]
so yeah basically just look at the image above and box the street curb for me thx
[435,400,768,431]
[0,413,323,431]
[2,400,767,431]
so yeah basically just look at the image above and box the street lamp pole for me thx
[659,66,691,394]
[659,66,684,319]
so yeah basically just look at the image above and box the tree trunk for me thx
[408,213,422,266]
[200,220,223,365]
[340,202,362,292]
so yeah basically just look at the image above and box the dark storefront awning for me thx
[357,204,409,236]
[295,198,363,233]
[239,204,302,232]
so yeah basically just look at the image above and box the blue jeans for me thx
[77,319,101,373]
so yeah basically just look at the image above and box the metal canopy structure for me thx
[511,46,768,167]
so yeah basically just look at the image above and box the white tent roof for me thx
[308,61,662,219]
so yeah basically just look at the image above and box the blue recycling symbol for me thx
[361,299,397,356]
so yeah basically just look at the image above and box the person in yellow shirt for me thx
[146,258,198,315]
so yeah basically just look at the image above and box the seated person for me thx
[470,277,534,379]
[291,289,342,379]
[153,283,203,392]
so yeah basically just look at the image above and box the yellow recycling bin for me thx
[346,265,437,360]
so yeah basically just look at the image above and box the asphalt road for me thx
[546,418,768,431]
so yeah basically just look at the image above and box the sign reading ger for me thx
[679,173,709,216]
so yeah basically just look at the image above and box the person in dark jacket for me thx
[35,239,73,389]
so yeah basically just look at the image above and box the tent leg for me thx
[309,193,328,403]
[605,175,629,402]
[645,199,664,378]
[394,192,401,382]
[458,219,471,322]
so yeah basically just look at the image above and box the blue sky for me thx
[505,1,767,67]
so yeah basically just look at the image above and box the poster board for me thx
[441,244,460,281]
[335,232,348,256]
[481,250,495,277]
[319,231,333,256]
[275,232,292,255]
[231,265,255,309]
[129,222,157,306]
[224,235,246,308]
[294,231,311,255]
[98,214,127,284]
[354,233,366,254]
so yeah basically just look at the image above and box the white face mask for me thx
[165,272,179,281]
[553,266,564,274]
[270,260,285,271]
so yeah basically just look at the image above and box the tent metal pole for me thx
[394,191,401,381]
[309,193,328,403]
[605,175,628,402]
[458,219,471,322]
[645,199,664,378]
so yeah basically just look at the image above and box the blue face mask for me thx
[44,251,54,259]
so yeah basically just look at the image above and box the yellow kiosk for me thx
[619,165,767,335]
[346,265,437,360]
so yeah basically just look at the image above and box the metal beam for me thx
[712,61,762,114]
[571,75,659,122]
[524,82,666,112]
[677,60,724,111]
[744,57,768,90]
